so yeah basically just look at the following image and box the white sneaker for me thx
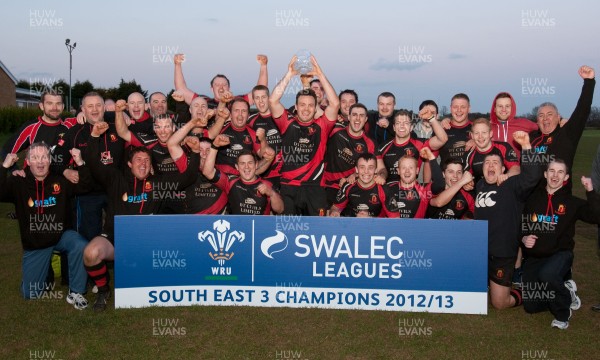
[551,319,569,330]
[67,291,88,310]
[564,280,581,310]
[551,308,572,330]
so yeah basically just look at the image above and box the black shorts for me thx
[488,255,517,287]
[280,184,328,216]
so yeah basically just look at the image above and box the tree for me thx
[113,79,147,101]
[16,79,30,88]
[588,106,600,128]
[71,80,94,100]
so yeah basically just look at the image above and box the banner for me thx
[115,215,488,314]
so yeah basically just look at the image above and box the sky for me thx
[1,0,599,116]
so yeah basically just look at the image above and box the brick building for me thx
[0,59,17,107]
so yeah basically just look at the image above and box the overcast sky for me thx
[2,0,599,115]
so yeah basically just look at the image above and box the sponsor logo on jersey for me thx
[455,200,464,210]
[475,191,497,208]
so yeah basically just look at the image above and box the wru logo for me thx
[198,219,245,266]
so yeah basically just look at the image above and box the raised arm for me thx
[202,135,230,181]
[420,147,444,189]
[114,99,132,143]
[269,56,299,119]
[174,54,197,105]
[561,65,596,151]
[425,117,448,151]
[167,117,204,162]
[206,93,233,140]
[307,55,339,121]
[257,180,283,214]
[513,131,542,200]
[255,146,275,175]
[375,158,388,184]
[430,171,473,207]
[245,55,269,106]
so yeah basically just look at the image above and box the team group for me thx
[1,54,599,328]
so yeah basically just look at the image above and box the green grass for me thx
[0,131,599,359]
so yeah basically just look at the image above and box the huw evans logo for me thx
[198,219,245,278]
[261,230,289,259]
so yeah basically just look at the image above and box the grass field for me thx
[0,131,599,360]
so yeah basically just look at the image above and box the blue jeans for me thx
[21,230,88,299]
[522,250,573,321]
[76,193,107,241]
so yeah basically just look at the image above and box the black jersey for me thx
[427,188,475,220]
[274,109,335,186]
[334,182,395,217]
[0,165,92,250]
[438,122,471,164]
[211,169,274,215]
[324,128,376,189]
[174,153,227,214]
[475,150,542,257]
[377,137,428,183]
[248,112,283,179]
[128,111,154,139]
[129,133,181,175]
[87,136,199,236]
[56,122,125,193]
[463,141,519,184]
[529,78,595,175]
[216,124,260,176]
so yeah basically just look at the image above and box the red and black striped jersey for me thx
[3,116,70,154]
[385,182,433,219]
[274,109,336,186]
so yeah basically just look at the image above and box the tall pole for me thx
[65,39,76,112]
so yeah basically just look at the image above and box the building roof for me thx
[0,59,17,84]
[16,87,42,97]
